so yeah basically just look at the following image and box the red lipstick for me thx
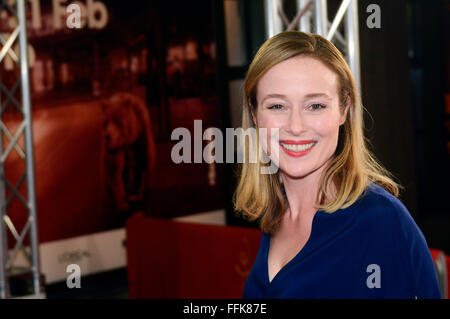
[279,140,316,157]
[279,140,316,145]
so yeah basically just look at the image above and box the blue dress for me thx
[242,182,442,299]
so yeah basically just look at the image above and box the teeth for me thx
[280,142,315,152]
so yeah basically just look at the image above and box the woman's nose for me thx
[287,109,305,135]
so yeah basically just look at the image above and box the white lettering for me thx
[366,264,381,288]
[183,303,217,316]
[171,128,191,163]
[170,123,279,174]
[366,4,381,29]
[203,127,223,164]
[66,4,81,29]
[66,264,81,288]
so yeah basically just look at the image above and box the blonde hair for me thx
[233,31,401,235]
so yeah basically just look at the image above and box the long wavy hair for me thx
[233,31,401,235]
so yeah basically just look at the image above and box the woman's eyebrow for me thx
[261,93,331,104]
[304,93,331,100]
[260,93,287,104]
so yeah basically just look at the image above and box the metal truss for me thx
[264,0,361,94]
[0,0,43,298]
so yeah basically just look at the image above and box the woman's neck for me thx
[280,159,332,223]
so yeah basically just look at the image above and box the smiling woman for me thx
[254,55,348,183]
[234,31,441,299]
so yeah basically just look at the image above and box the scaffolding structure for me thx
[263,0,361,94]
[0,0,43,298]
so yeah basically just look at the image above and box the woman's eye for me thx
[309,103,326,110]
[268,104,283,110]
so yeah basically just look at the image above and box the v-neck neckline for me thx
[265,209,324,286]
[263,183,373,287]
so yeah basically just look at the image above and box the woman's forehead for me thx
[256,56,339,101]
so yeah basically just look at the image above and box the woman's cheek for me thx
[310,115,339,136]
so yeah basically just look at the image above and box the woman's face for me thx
[254,55,348,180]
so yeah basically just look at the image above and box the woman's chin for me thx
[278,163,323,180]
[279,169,312,180]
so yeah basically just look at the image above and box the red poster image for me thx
[1,0,224,281]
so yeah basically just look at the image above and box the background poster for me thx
[1,0,224,246]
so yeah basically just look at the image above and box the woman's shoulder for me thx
[348,183,440,298]
[356,182,410,218]
[353,182,424,241]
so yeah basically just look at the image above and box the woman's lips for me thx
[279,140,317,157]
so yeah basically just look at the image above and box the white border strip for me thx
[12,209,226,284]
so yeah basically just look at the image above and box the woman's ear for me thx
[340,96,350,126]
[248,98,257,126]
[251,111,257,126]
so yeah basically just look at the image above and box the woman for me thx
[234,31,441,299]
